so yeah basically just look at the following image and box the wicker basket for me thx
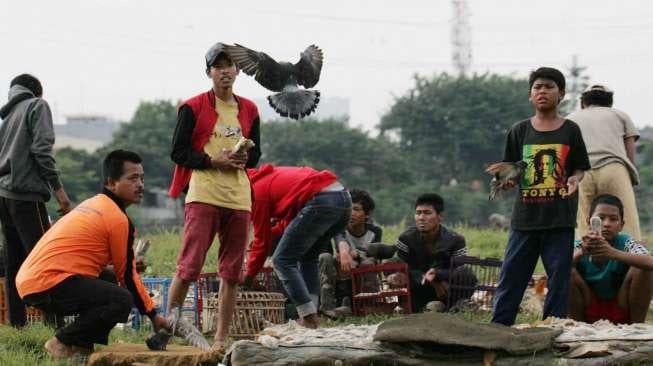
[204,291,286,339]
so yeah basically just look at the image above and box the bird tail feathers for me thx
[267,89,320,119]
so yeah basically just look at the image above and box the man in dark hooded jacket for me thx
[0,74,71,327]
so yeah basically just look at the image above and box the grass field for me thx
[140,224,514,278]
[0,322,150,366]
[142,223,653,278]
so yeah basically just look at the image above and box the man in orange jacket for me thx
[16,150,169,360]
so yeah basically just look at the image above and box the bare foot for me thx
[300,313,320,329]
[211,340,226,353]
[44,337,74,359]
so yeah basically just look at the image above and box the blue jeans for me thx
[272,190,351,318]
[492,228,574,326]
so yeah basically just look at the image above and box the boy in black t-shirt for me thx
[491,67,591,326]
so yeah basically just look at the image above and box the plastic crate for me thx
[130,277,199,330]
[351,262,412,316]
[446,256,502,312]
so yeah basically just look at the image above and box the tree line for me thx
[54,72,653,230]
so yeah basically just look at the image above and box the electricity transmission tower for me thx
[451,0,472,77]
[561,55,590,114]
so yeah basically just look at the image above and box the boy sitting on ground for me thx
[569,194,653,324]
[318,189,383,316]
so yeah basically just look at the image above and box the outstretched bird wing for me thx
[485,161,525,180]
[224,44,286,92]
[486,161,526,200]
[294,45,323,89]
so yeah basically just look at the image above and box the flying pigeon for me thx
[485,161,527,200]
[224,44,323,119]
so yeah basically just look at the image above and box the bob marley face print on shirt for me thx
[520,143,570,203]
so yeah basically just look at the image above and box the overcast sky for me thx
[2,0,652,131]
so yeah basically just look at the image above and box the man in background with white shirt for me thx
[567,85,641,241]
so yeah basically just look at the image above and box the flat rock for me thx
[225,340,466,366]
[224,316,653,365]
[373,312,561,355]
[87,343,223,366]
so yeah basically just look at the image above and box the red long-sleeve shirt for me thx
[245,164,337,278]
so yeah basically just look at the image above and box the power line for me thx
[251,9,445,27]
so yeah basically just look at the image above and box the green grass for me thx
[0,322,154,366]
[138,224,536,278]
[0,323,67,366]
[375,223,509,262]
[456,225,507,260]
[139,229,220,278]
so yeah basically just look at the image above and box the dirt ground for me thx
[87,343,223,366]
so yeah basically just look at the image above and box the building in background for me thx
[54,115,121,152]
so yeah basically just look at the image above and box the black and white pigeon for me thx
[485,161,527,200]
[224,44,323,119]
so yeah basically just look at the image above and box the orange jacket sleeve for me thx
[109,219,156,316]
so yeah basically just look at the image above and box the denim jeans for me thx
[491,227,574,326]
[272,190,351,318]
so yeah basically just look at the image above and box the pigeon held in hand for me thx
[485,161,527,200]
[224,44,323,119]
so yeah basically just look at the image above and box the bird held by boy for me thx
[486,161,527,200]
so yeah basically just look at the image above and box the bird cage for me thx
[0,277,44,324]
[197,272,220,333]
[26,307,43,323]
[254,267,283,293]
[351,262,412,316]
[204,290,286,339]
[446,256,502,313]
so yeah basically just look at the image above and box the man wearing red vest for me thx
[245,164,351,328]
[167,42,260,350]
